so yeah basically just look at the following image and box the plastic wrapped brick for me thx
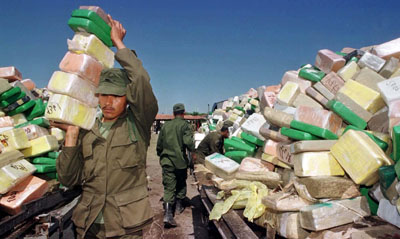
[380,57,399,78]
[281,70,311,93]
[21,79,35,91]
[377,76,400,105]
[372,37,400,60]
[0,150,24,168]
[240,113,268,140]
[277,81,300,106]
[320,72,345,95]
[337,61,360,81]
[289,140,337,154]
[0,175,48,215]
[11,81,36,101]
[292,93,323,109]
[0,128,30,151]
[45,94,97,130]
[238,157,274,173]
[59,52,103,86]
[47,71,99,107]
[358,52,386,72]
[0,116,14,128]
[263,107,293,128]
[21,135,59,158]
[354,67,386,92]
[68,17,112,47]
[0,66,22,81]
[299,196,370,231]
[330,130,393,185]
[0,78,12,94]
[79,6,110,25]
[1,159,36,184]
[205,153,240,180]
[315,49,346,73]
[298,176,360,199]
[50,127,65,142]
[295,105,342,134]
[68,32,114,68]
[293,151,344,177]
[22,125,49,141]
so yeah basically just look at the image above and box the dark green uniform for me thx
[196,131,224,164]
[156,117,195,203]
[57,48,158,238]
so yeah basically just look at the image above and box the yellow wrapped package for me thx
[67,32,115,68]
[293,151,345,177]
[337,61,360,81]
[0,170,14,194]
[0,150,24,168]
[45,94,97,130]
[21,135,59,158]
[47,71,99,107]
[331,130,393,185]
[338,79,385,114]
[277,82,300,106]
[50,127,65,142]
[0,128,30,151]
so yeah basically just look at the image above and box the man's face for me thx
[98,94,127,122]
[221,130,229,139]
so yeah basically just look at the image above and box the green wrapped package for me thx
[0,78,12,95]
[379,165,396,189]
[234,106,245,113]
[343,125,388,152]
[290,120,338,140]
[230,136,255,148]
[225,151,248,164]
[15,117,50,129]
[0,86,21,102]
[0,90,25,108]
[393,125,400,162]
[224,139,255,155]
[7,100,35,116]
[68,17,112,47]
[280,127,320,140]
[32,157,56,165]
[395,160,400,180]
[3,95,30,112]
[48,151,60,159]
[298,66,326,82]
[360,186,378,216]
[71,9,111,35]
[327,100,367,130]
[241,132,264,147]
[45,172,57,180]
[34,164,56,173]
[25,99,46,121]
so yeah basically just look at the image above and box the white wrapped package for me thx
[22,125,49,140]
[51,127,65,142]
[0,116,14,128]
[59,52,103,86]
[45,94,97,130]
[205,153,239,180]
[358,52,386,72]
[0,128,30,151]
[0,159,36,194]
[377,198,400,228]
[47,71,99,107]
[241,113,268,140]
[21,135,59,158]
[377,76,400,105]
[372,37,400,60]
[68,32,114,68]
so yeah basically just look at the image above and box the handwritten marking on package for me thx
[6,191,17,202]
[0,134,9,147]
[46,103,62,115]
[10,163,28,172]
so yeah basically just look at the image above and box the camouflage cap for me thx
[173,103,185,113]
[95,68,130,96]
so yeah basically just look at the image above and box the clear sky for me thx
[1,0,399,114]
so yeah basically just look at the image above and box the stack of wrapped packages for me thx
[0,5,114,218]
[201,37,400,238]
[0,68,61,216]
[46,6,114,130]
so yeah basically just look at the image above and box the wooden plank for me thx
[200,187,233,239]
[0,188,81,237]
[204,186,259,239]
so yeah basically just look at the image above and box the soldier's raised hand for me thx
[107,14,126,49]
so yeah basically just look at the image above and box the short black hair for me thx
[174,110,185,116]
[221,126,229,132]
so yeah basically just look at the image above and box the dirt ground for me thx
[143,133,218,239]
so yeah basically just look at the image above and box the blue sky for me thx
[1,1,399,114]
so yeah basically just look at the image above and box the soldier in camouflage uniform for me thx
[156,103,195,227]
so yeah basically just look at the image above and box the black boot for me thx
[163,203,177,228]
[175,199,185,214]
